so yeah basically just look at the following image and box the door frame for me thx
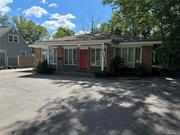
[79,48,89,71]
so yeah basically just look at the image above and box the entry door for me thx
[0,51,6,66]
[80,49,89,70]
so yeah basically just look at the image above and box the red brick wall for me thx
[57,47,64,71]
[34,48,41,66]
[107,47,113,66]
[142,46,153,74]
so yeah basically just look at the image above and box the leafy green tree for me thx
[52,27,74,39]
[103,0,180,69]
[103,0,155,38]
[93,23,112,34]
[0,15,10,27]
[12,16,48,43]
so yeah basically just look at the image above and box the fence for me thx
[0,56,35,68]
[18,56,35,68]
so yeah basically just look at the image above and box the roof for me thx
[0,27,12,38]
[30,33,162,48]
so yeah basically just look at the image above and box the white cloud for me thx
[50,13,76,20]
[41,0,47,4]
[48,3,58,8]
[42,19,75,30]
[42,13,76,30]
[0,0,13,15]
[23,6,48,18]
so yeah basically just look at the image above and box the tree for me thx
[12,16,48,43]
[103,0,180,69]
[93,23,111,34]
[0,15,10,27]
[52,27,74,39]
[79,12,102,34]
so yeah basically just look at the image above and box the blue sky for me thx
[0,0,112,34]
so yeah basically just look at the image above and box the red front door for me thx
[80,49,89,70]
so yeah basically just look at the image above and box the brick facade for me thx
[34,48,41,66]
[34,45,154,74]
[57,47,64,71]
[142,46,153,74]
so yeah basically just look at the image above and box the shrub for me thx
[35,60,55,74]
[110,56,124,74]
[93,70,112,78]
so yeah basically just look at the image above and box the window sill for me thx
[50,63,57,65]
[64,64,77,66]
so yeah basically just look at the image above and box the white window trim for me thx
[115,47,142,68]
[41,48,48,62]
[49,48,57,65]
[90,48,107,67]
[8,34,19,44]
[64,48,77,66]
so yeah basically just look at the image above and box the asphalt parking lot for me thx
[0,68,180,135]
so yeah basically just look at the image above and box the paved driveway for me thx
[0,69,180,135]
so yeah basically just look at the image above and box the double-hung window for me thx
[64,48,77,65]
[41,49,48,61]
[91,48,102,66]
[49,48,57,64]
[116,47,142,67]
[8,34,19,43]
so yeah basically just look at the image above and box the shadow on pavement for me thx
[2,73,180,135]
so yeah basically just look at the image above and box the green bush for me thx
[93,70,113,78]
[110,56,124,74]
[35,60,55,74]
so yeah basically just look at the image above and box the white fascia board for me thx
[119,41,162,46]
[29,40,110,48]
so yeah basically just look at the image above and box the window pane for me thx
[69,49,72,64]
[135,48,141,64]
[122,48,127,65]
[128,48,134,67]
[54,49,57,63]
[64,49,68,64]
[112,48,116,58]
[91,49,95,65]
[73,49,77,64]
[96,49,101,66]
[42,49,47,61]
[49,49,53,63]
[9,35,13,42]
[14,36,18,43]
[117,48,121,57]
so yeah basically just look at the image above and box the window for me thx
[91,48,102,66]
[8,34,19,43]
[135,48,141,64]
[116,47,142,67]
[49,48,57,64]
[8,35,13,42]
[64,48,77,65]
[20,51,26,56]
[122,48,128,64]
[128,48,134,67]
[41,49,48,61]
[116,48,121,57]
